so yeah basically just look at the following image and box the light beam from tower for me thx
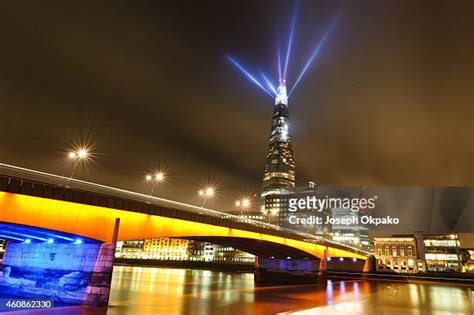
[283,9,297,80]
[227,55,273,97]
[289,19,337,96]
[261,72,277,95]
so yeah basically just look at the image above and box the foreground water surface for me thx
[7,265,474,314]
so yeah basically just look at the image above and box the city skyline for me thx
[1,0,474,212]
[0,1,473,313]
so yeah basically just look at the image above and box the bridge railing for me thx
[0,163,371,256]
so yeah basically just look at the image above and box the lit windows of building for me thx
[374,236,426,274]
[414,233,462,272]
[374,233,464,274]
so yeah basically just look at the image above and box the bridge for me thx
[0,163,372,306]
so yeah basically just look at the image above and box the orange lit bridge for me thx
[0,164,371,306]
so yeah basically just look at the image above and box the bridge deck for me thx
[0,163,370,257]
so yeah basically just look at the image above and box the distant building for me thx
[115,238,254,263]
[461,249,474,273]
[262,185,370,250]
[115,240,144,259]
[374,232,463,273]
[202,243,254,263]
[374,236,426,273]
[329,207,370,249]
[115,238,189,260]
[143,238,189,260]
[263,185,330,235]
[414,232,462,272]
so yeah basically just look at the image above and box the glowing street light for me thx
[68,148,88,160]
[77,149,88,159]
[67,147,90,186]
[205,187,214,197]
[235,197,252,215]
[145,170,166,201]
[198,186,215,207]
[155,172,165,182]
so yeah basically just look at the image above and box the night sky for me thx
[1,0,473,212]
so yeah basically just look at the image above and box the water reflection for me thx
[15,266,473,315]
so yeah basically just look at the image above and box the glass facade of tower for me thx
[261,102,296,197]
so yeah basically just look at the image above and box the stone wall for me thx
[0,242,115,306]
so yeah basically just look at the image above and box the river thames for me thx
[8,265,474,314]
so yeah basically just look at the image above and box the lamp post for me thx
[235,198,251,215]
[198,187,215,208]
[145,172,165,202]
[67,148,88,186]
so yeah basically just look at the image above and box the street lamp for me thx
[198,186,215,207]
[235,197,252,215]
[155,172,165,182]
[67,148,89,185]
[145,171,166,201]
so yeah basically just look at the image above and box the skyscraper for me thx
[262,80,295,197]
[261,81,296,222]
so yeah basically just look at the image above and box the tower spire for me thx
[275,79,288,106]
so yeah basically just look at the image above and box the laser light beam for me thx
[289,19,337,96]
[227,55,273,97]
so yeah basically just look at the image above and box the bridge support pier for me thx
[0,242,115,306]
[254,257,326,286]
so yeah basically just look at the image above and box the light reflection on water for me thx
[106,266,472,315]
[16,266,473,315]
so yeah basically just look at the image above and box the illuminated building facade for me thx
[329,207,369,249]
[115,238,189,260]
[143,238,189,260]
[262,81,295,201]
[374,236,426,273]
[414,233,462,272]
[374,233,463,273]
[115,238,254,264]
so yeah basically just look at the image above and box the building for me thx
[257,76,370,250]
[115,240,144,259]
[202,243,254,263]
[374,232,463,273]
[374,236,426,273]
[263,184,370,250]
[461,249,474,273]
[264,184,330,235]
[115,238,254,264]
[261,80,295,199]
[413,232,462,272]
[143,238,189,260]
[115,238,189,260]
[329,207,369,249]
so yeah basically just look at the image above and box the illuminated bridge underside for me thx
[0,192,367,260]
